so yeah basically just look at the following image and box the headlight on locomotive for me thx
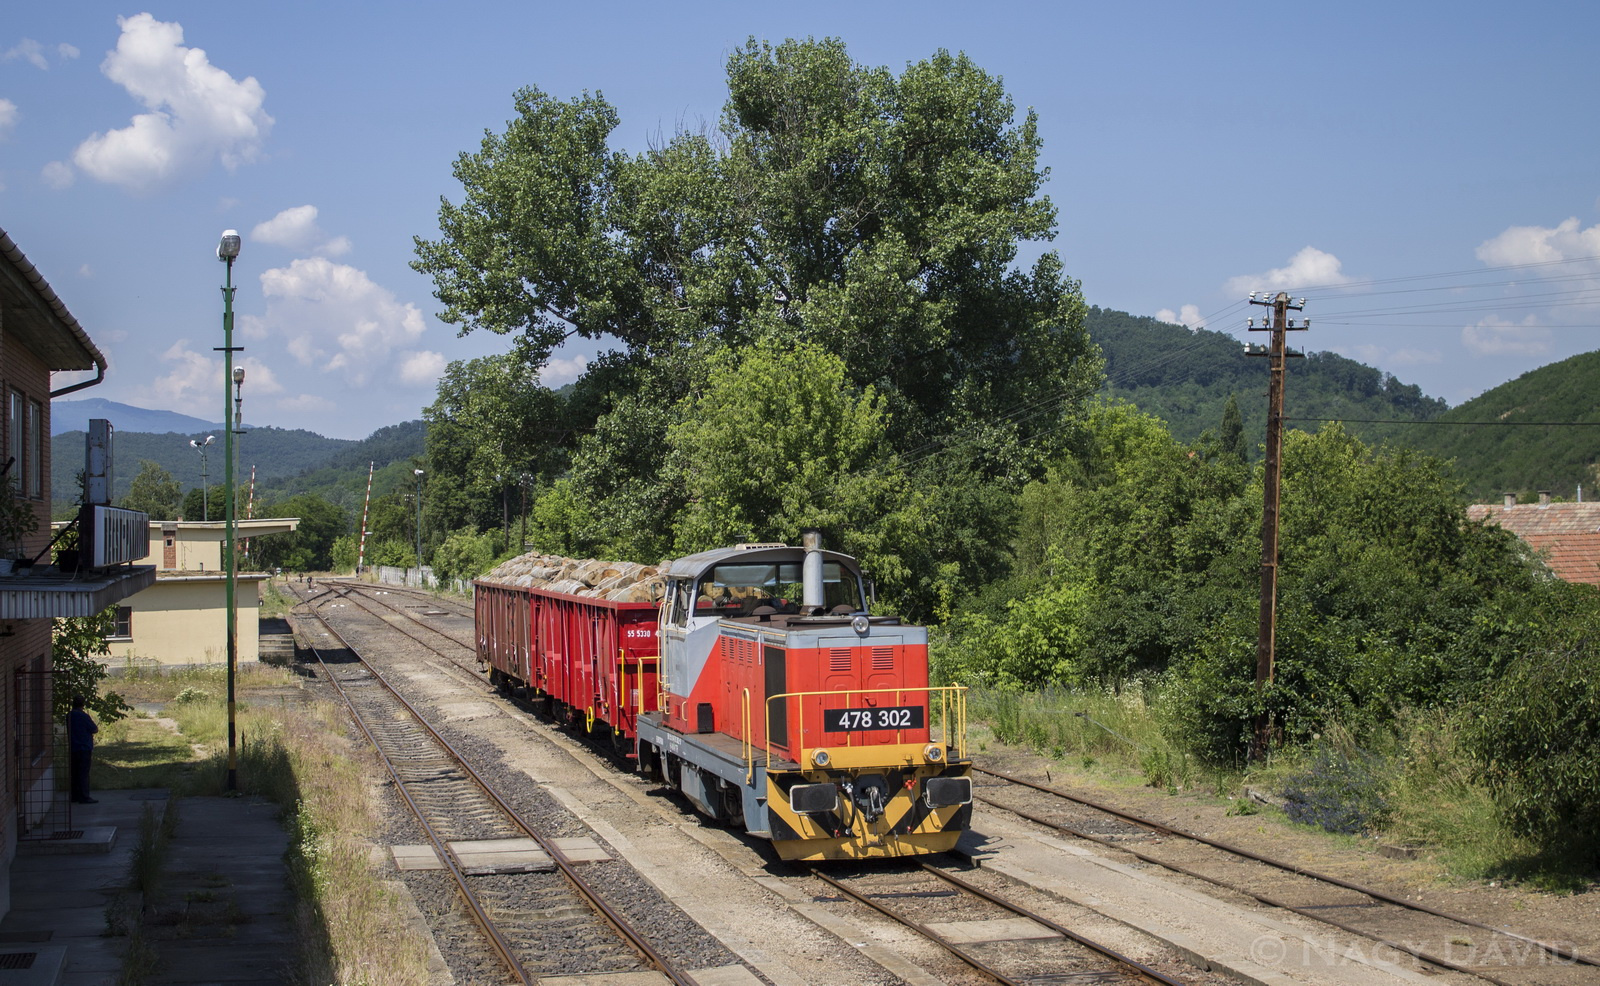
[811,748,831,768]
[923,743,944,763]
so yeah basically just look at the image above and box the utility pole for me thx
[1244,291,1306,761]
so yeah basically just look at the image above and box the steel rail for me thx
[920,863,1187,986]
[978,794,1517,986]
[808,868,1026,986]
[977,765,1599,977]
[328,582,478,652]
[300,595,695,986]
[810,865,1185,986]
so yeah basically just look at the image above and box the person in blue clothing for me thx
[68,695,98,804]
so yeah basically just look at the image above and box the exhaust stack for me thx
[802,529,824,611]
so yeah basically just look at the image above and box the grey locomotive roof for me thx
[664,544,859,580]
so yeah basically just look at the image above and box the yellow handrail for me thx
[741,688,752,784]
[763,685,967,770]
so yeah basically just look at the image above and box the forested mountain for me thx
[1089,307,1447,451]
[1388,350,1600,501]
[51,397,218,436]
[51,420,424,513]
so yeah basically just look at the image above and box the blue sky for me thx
[2,2,1597,440]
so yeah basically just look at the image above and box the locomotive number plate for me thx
[823,706,925,731]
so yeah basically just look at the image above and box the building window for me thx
[108,606,133,640]
[7,390,21,494]
[27,399,41,499]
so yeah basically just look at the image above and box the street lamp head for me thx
[217,229,241,261]
[414,469,424,477]
[233,366,245,385]
[189,439,198,448]
[205,434,215,445]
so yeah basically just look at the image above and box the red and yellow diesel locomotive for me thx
[474,535,973,860]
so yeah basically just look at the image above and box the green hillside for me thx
[1089,307,1447,451]
[52,420,425,514]
[1389,350,1600,501]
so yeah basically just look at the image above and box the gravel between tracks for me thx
[298,597,909,986]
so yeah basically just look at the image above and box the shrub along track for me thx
[812,859,1191,985]
[974,766,1600,986]
[291,587,745,985]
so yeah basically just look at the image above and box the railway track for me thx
[317,578,478,652]
[813,860,1188,985]
[974,765,1598,986]
[296,594,694,985]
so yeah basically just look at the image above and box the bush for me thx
[1280,742,1392,835]
[1467,627,1600,864]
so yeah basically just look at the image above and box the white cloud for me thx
[251,205,351,257]
[1224,246,1352,297]
[1155,304,1204,329]
[70,13,272,192]
[540,353,590,387]
[274,393,337,413]
[4,39,47,70]
[397,351,446,385]
[1340,344,1441,367]
[131,341,282,417]
[58,43,79,61]
[241,257,427,387]
[1461,315,1551,357]
[0,99,16,140]
[78,264,93,279]
[1476,217,1600,269]
[41,161,73,188]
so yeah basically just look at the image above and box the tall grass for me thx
[964,685,1575,888]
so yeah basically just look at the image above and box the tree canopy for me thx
[414,38,1100,612]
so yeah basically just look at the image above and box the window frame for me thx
[26,398,41,499]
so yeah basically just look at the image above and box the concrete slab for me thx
[15,827,115,856]
[538,973,669,985]
[551,836,611,863]
[0,789,162,986]
[0,945,65,986]
[392,844,443,871]
[687,964,770,985]
[924,916,1062,943]
[392,839,558,874]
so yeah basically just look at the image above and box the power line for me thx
[1291,417,1600,427]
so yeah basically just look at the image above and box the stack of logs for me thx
[478,551,666,603]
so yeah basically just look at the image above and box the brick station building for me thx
[0,227,152,915]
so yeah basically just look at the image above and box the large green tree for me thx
[422,348,564,548]
[120,461,181,521]
[414,39,1100,612]
[250,494,349,572]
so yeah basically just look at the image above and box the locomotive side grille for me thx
[829,648,852,673]
[870,647,895,670]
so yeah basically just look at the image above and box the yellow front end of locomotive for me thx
[764,743,974,861]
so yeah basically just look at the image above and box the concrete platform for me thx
[0,789,297,986]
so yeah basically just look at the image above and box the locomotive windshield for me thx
[694,560,862,617]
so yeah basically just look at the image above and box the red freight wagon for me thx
[474,581,660,745]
